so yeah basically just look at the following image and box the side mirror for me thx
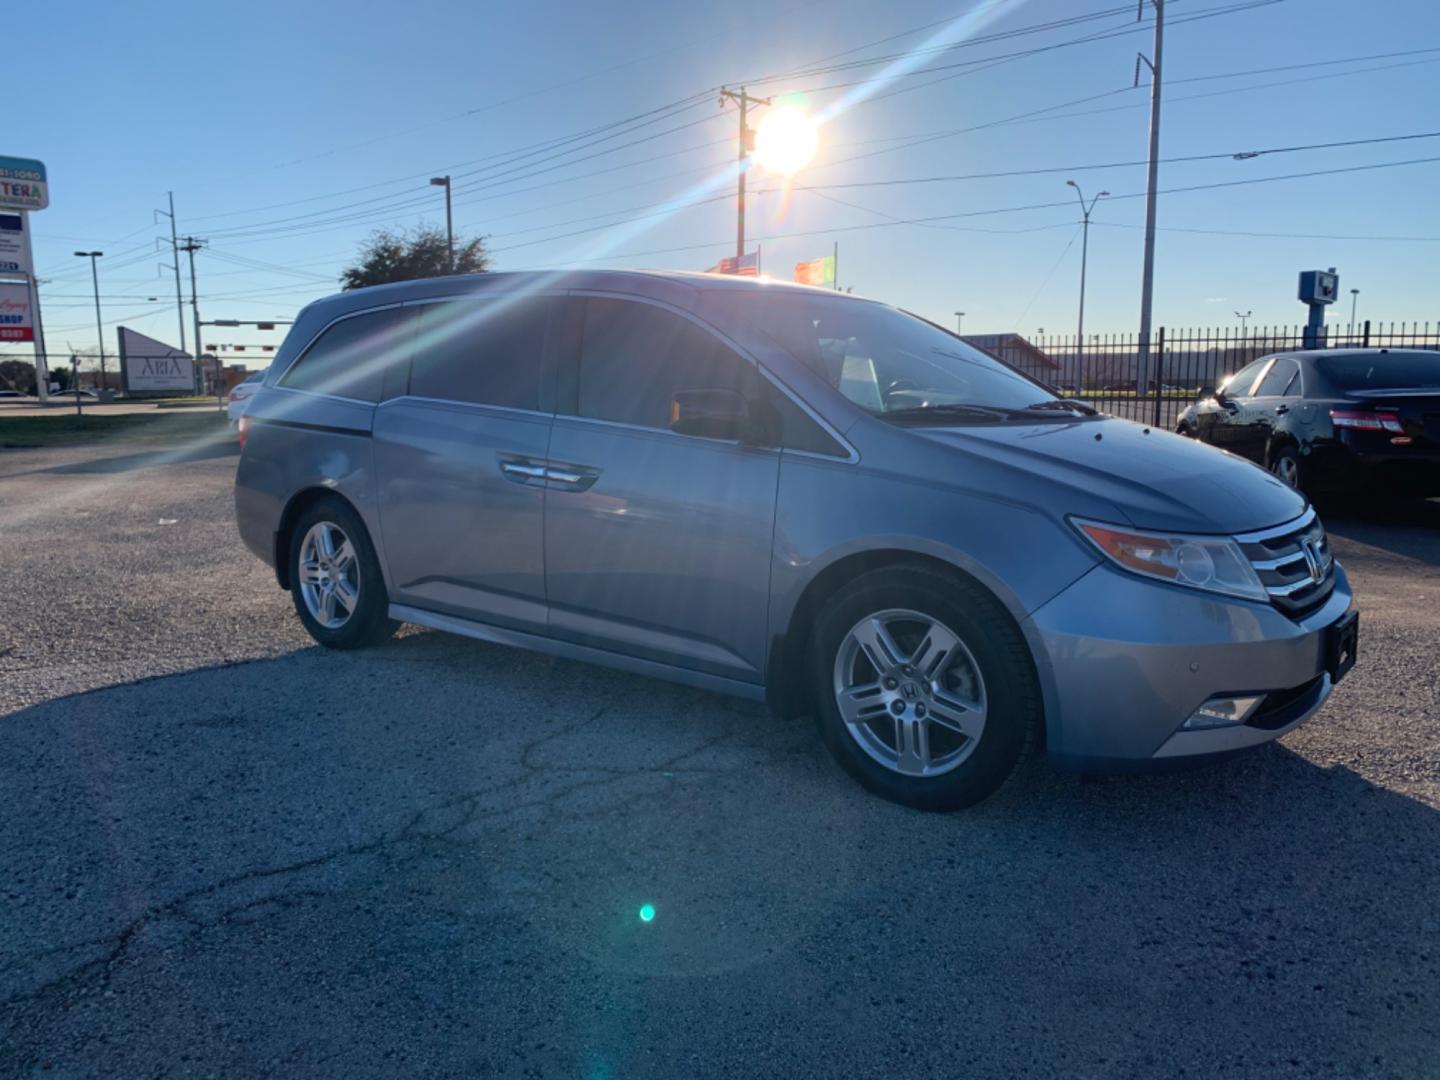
[670,388,752,441]
[1198,384,1216,401]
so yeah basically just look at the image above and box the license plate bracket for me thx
[1326,610,1359,684]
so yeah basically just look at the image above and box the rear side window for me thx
[577,298,744,429]
[410,297,549,410]
[1315,352,1440,391]
[280,307,414,402]
[1253,357,1300,397]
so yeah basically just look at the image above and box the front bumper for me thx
[1025,560,1354,768]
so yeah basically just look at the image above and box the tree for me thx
[340,224,491,290]
[0,359,36,394]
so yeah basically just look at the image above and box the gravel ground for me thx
[1,434,1437,1079]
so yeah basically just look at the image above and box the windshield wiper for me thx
[880,403,1026,424]
[1022,398,1099,416]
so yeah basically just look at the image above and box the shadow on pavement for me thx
[1,630,1436,1076]
[38,439,239,475]
[1320,495,1440,565]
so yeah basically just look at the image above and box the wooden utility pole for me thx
[719,87,771,260]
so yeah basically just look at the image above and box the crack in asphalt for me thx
[0,697,783,1031]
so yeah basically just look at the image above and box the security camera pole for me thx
[720,87,771,260]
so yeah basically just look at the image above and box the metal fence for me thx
[973,321,1440,431]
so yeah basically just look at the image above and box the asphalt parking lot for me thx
[1,428,1437,1078]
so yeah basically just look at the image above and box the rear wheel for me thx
[810,566,1040,811]
[288,497,397,649]
[1269,446,1304,492]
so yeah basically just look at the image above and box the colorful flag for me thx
[794,254,835,286]
[707,251,759,276]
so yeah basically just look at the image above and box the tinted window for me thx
[411,297,549,410]
[281,307,413,402]
[577,298,744,429]
[769,384,847,456]
[1254,357,1300,397]
[1222,358,1271,397]
[1315,351,1440,391]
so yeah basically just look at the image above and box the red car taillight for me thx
[237,413,252,449]
[1330,409,1403,433]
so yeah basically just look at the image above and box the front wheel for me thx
[288,497,398,649]
[810,566,1040,811]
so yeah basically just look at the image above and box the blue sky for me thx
[13,0,1440,364]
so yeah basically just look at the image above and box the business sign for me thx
[0,157,47,211]
[0,213,31,275]
[118,327,193,392]
[705,251,759,276]
[0,280,33,341]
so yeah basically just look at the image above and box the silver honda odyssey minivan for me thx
[235,270,1358,810]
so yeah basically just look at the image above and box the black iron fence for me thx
[972,321,1440,430]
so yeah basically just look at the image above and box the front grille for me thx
[1235,508,1336,619]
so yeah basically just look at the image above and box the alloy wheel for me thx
[832,608,988,777]
[298,521,360,630]
[1272,455,1300,488]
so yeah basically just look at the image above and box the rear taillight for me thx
[237,414,252,449]
[1330,409,1403,433]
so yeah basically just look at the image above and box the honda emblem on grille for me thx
[1300,537,1324,584]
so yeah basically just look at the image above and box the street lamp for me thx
[430,177,454,272]
[74,251,107,393]
[954,311,966,335]
[1235,310,1252,336]
[1349,288,1360,339]
[1066,181,1108,362]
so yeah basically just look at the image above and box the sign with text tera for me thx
[0,280,34,341]
[0,213,32,275]
[0,157,48,211]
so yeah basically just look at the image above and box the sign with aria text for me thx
[0,280,33,341]
[0,157,48,211]
[118,327,194,393]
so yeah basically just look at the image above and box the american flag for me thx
[706,251,759,276]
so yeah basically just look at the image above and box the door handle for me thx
[543,462,601,492]
[498,454,548,487]
[1274,404,1289,415]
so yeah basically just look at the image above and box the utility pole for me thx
[430,177,454,271]
[1067,181,1108,361]
[156,193,187,354]
[720,87,771,260]
[74,251,107,392]
[178,237,210,404]
[1134,0,1164,401]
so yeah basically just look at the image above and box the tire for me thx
[1269,445,1304,493]
[809,565,1040,811]
[1176,423,1192,438]
[287,496,398,649]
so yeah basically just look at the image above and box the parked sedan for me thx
[227,370,266,426]
[1177,348,1440,497]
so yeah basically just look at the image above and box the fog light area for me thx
[1182,695,1266,730]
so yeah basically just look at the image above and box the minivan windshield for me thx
[737,293,1069,420]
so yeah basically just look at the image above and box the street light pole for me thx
[74,251,107,392]
[1235,310,1251,336]
[1135,0,1165,401]
[954,311,965,335]
[1066,181,1109,361]
[430,177,454,272]
[1349,288,1359,339]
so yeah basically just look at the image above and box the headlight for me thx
[1070,518,1268,602]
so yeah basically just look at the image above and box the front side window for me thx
[577,298,745,429]
[280,307,414,403]
[410,297,549,410]
[721,293,1063,421]
[1253,357,1300,397]
[1221,357,1272,398]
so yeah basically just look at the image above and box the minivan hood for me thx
[912,416,1305,534]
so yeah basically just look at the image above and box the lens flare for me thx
[753,106,818,177]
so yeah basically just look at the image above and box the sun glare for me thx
[752,105,818,177]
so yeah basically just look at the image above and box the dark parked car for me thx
[1176,348,1440,497]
